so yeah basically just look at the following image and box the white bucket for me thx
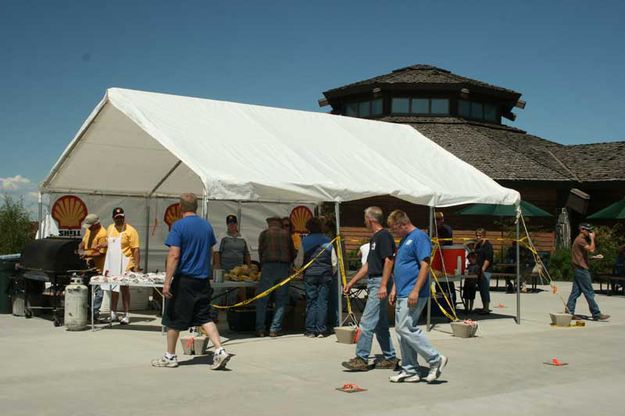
[550,313,573,327]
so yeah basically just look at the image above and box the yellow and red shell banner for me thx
[51,195,88,229]
[164,203,182,230]
[289,205,313,233]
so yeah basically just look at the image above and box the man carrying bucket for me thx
[387,209,448,383]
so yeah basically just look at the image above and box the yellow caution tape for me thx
[212,236,343,310]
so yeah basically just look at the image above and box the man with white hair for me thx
[342,206,398,371]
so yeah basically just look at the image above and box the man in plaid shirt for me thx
[256,216,296,337]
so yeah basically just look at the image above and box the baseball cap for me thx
[83,213,100,229]
[579,223,594,231]
[226,214,238,224]
[112,207,125,218]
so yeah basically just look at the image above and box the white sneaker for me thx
[426,355,448,383]
[151,355,178,368]
[210,348,233,370]
[110,311,118,322]
[389,370,421,383]
[120,315,130,325]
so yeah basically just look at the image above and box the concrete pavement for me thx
[1,281,623,416]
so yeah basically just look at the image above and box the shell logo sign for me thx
[51,195,88,237]
[164,203,182,230]
[289,205,313,233]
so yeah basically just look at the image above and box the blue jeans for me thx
[304,275,330,334]
[395,297,441,373]
[566,267,601,318]
[326,274,339,329]
[256,262,290,332]
[477,271,492,305]
[355,277,396,361]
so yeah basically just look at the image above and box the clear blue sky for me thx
[1,0,624,209]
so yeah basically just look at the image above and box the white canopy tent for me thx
[41,88,523,324]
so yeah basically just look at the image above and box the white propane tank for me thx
[64,276,88,331]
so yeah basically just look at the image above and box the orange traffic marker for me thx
[543,357,568,366]
[336,383,367,393]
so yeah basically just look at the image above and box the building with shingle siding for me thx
[320,65,625,237]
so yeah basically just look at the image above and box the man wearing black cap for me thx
[566,223,609,321]
[215,215,251,273]
[106,207,141,325]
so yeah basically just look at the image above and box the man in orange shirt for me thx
[79,213,107,319]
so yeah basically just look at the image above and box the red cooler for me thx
[431,245,466,275]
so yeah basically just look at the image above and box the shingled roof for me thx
[374,116,624,182]
[552,142,625,181]
[324,65,521,100]
[322,64,624,183]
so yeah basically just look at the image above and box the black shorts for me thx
[162,275,215,331]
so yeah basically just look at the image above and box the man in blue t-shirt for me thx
[151,193,232,370]
[387,209,447,384]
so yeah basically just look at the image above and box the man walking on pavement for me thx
[567,223,609,321]
[152,193,232,369]
[387,210,447,383]
[342,206,398,371]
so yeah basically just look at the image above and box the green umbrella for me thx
[455,200,552,217]
[587,199,625,220]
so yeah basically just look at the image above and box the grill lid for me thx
[20,237,87,273]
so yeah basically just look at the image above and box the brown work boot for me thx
[375,357,400,370]
[269,330,283,337]
[571,315,583,321]
[255,330,266,337]
[341,357,370,371]
[594,314,610,321]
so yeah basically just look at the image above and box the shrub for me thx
[0,195,33,255]
[548,247,573,281]
[591,224,625,274]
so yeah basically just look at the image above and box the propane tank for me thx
[64,276,88,331]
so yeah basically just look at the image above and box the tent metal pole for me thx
[144,197,150,272]
[202,188,209,220]
[516,213,521,324]
[335,201,342,325]
[237,201,242,228]
[427,206,433,331]
[37,192,43,239]
[149,161,182,196]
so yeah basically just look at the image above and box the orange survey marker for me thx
[543,357,568,366]
[336,383,367,393]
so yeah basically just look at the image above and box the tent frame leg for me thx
[427,207,433,331]
[144,197,150,272]
[335,201,342,326]
[516,215,521,324]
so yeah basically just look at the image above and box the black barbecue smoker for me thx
[17,237,93,326]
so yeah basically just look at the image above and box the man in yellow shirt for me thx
[79,213,107,319]
[107,207,141,324]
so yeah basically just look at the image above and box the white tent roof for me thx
[42,88,520,207]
